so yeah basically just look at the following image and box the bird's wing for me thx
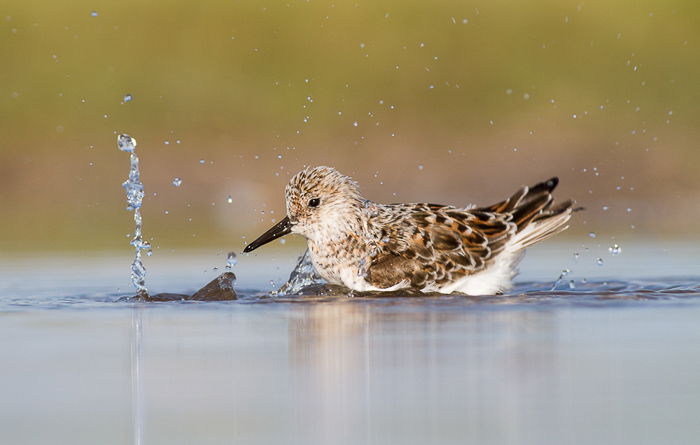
[365,204,516,289]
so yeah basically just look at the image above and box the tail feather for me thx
[514,209,572,249]
[481,177,576,250]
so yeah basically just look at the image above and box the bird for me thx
[243,166,576,295]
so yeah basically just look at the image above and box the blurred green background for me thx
[1,0,698,253]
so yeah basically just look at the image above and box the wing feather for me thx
[365,177,574,291]
[366,204,515,290]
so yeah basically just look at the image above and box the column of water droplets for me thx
[118,134,151,298]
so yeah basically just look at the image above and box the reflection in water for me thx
[131,308,144,445]
[2,297,699,444]
[288,302,560,444]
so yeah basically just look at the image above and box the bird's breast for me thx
[307,236,369,288]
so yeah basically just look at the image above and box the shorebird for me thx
[244,166,576,295]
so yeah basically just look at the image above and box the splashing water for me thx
[119,134,150,297]
[609,244,622,255]
[551,268,571,291]
[274,249,325,296]
[226,252,237,270]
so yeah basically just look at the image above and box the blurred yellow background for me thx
[1,0,698,252]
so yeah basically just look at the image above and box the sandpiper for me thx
[244,166,576,295]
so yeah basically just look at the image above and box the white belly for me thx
[435,250,525,295]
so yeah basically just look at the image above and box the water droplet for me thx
[163,140,170,145]
[602,205,609,211]
[226,252,237,270]
[123,93,132,103]
[417,165,424,171]
[352,121,359,127]
[117,134,137,152]
[118,134,148,296]
[505,88,513,95]
[90,11,98,17]
[551,268,571,290]
[199,159,205,164]
[172,177,182,187]
[279,238,286,245]
[596,257,604,266]
[572,114,577,119]
[573,252,580,260]
[588,232,596,238]
[568,280,576,289]
[608,244,622,255]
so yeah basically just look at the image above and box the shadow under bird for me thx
[244,166,577,295]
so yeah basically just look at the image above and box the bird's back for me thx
[364,177,574,295]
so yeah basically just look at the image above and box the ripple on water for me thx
[1,279,699,311]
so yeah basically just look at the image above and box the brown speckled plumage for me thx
[246,166,576,295]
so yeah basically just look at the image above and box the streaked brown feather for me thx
[366,177,573,291]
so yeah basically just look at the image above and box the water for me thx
[118,134,149,297]
[0,243,699,444]
[274,249,324,296]
[225,251,237,270]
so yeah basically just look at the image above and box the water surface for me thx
[0,242,699,444]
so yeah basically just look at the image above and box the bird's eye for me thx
[308,198,320,208]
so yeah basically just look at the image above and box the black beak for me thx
[243,216,293,253]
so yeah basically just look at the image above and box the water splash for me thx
[226,252,237,270]
[274,249,325,296]
[551,268,571,291]
[609,244,622,255]
[119,134,149,298]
